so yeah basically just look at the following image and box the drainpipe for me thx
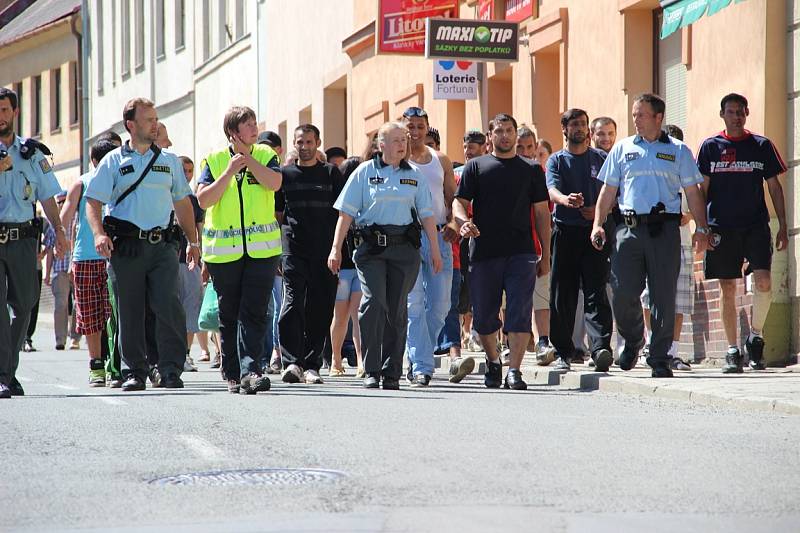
[72,1,89,173]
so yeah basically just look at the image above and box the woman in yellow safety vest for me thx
[196,106,282,395]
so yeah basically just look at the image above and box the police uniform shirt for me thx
[333,155,434,226]
[0,135,62,222]
[85,142,191,230]
[597,132,701,215]
[696,130,787,229]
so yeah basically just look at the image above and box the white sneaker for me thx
[304,369,324,384]
[183,355,198,372]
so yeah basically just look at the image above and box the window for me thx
[134,0,145,69]
[218,0,229,51]
[235,0,245,39]
[175,0,185,50]
[32,75,41,137]
[50,68,62,131]
[69,62,78,126]
[655,12,687,131]
[14,82,23,136]
[95,0,104,91]
[202,0,211,60]
[155,0,165,58]
[121,0,130,76]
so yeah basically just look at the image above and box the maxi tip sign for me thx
[425,18,519,62]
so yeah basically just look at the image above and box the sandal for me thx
[198,351,211,362]
[329,367,346,377]
[355,367,366,379]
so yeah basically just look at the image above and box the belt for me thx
[357,225,413,248]
[110,225,172,244]
[0,221,38,244]
[621,212,681,229]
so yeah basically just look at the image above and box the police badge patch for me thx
[39,158,51,173]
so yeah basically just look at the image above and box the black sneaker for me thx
[9,377,24,396]
[651,365,674,378]
[410,374,431,388]
[121,376,146,391]
[484,358,503,388]
[553,357,571,371]
[240,372,271,394]
[504,368,527,390]
[722,348,744,374]
[746,336,766,370]
[162,373,184,389]
[363,373,380,389]
[382,376,400,390]
[448,357,475,383]
[592,348,613,373]
[148,366,162,388]
[618,350,639,371]
[570,350,586,365]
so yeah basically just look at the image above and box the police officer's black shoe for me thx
[746,336,766,370]
[240,372,271,394]
[504,369,527,390]
[651,365,674,378]
[162,373,184,389]
[592,349,613,373]
[148,366,162,388]
[618,350,639,371]
[363,373,380,389]
[553,357,571,371]
[382,376,400,390]
[121,376,146,391]
[722,348,744,374]
[484,358,503,388]
[9,377,24,396]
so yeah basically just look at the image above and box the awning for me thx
[660,0,747,39]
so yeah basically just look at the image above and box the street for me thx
[3,324,800,533]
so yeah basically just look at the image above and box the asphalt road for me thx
[3,327,800,533]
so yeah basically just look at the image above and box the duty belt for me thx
[0,221,38,244]
[621,211,681,229]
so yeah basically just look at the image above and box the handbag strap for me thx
[115,144,161,207]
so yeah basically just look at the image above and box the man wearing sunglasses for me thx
[401,107,459,387]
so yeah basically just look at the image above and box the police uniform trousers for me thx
[610,219,680,366]
[108,240,187,380]
[549,222,613,359]
[0,238,39,385]
[354,241,421,379]
[278,254,338,372]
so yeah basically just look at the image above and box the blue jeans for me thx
[406,231,453,376]
[437,269,462,351]
[261,275,283,367]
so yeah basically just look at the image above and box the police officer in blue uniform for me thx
[85,97,200,392]
[328,121,443,390]
[591,93,710,378]
[0,87,67,398]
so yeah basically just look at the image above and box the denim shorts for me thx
[335,268,362,301]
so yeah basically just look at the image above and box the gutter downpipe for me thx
[73,1,89,173]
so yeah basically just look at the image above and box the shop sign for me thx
[478,0,493,20]
[505,0,533,23]
[425,18,518,62]
[433,60,478,100]
[378,0,459,54]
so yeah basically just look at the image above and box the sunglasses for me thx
[402,107,428,118]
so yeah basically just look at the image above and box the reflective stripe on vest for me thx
[202,145,282,263]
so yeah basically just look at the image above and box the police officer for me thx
[0,87,67,398]
[85,97,200,392]
[328,121,442,390]
[591,93,710,378]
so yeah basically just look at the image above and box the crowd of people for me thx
[0,87,788,397]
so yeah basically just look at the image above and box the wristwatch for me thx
[189,242,201,248]
[695,226,710,235]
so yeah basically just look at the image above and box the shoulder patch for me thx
[151,165,171,173]
[400,178,418,186]
[38,158,51,173]
[656,152,676,162]
[119,165,135,176]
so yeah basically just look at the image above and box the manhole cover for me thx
[149,468,346,486]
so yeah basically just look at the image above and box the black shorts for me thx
[468,253,536,335]
[704,223,772,279]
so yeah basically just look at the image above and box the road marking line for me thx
[93,396,127,406]
[176,435,228,462]
[55,384,79,391]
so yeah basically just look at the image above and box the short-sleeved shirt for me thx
[0,135,62,222]
[333,155,434,226]
[85,142,191,230]
[455,154,549,262]
[597,132,702,215]
[696,131,787,229]
[276,161,346,258]
[178,194,205,264]
[546,147,607,227]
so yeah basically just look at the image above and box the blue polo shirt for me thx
[0,135,62,222]
[597,132,702,214]
[85,142,191,230]
[334,155,434,226]
[546,147,606,227]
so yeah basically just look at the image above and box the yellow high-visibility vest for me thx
[202,145,282,263]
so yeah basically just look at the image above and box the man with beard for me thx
[277,124,346,384]
[546,109,613,372]
[0,87,67,398]
[590,117,617,154]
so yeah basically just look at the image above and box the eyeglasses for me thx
[402,107,428,119]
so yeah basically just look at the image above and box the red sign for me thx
[478,0,493,21]
[505,0,533,23]
[378,0,458,54]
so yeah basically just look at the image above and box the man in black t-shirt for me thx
[453,113,551,390]
[697,93,788,373]
[276,124,346,384]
